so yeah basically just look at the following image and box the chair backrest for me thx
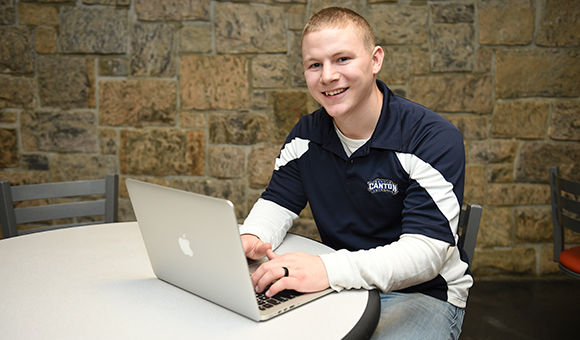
[0,174,119,238]
[458,203,483,267]
[549,166,580,261]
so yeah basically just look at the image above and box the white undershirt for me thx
[333,121,369,157]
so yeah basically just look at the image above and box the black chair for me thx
[549,166,580,280]
[0,174,119,238]
[458,203,483,267]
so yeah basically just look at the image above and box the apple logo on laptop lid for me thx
[178,234,194,257]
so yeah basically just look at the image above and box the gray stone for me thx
[209,113,270,145]
[131,23,175,77]
[430,24,474,72]
[367,4,428,45]
[135,0,210,21]
[431,3,475,23]
[0,27,34,74]
[37,56,90,109]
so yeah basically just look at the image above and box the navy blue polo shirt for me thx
[262,80,465,256]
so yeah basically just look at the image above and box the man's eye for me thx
[309,63,321,69]
[338,57,349,62]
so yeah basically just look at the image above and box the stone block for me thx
[431,2,474,23]
[131,23,175,77]
[469,140,518,164]
[179,112,206,129]
[289,31,306,87]
[22,155,49,171]
[208,146,244,179]
[99,129,117,155]
[367,4,428,45]
[409,46,430,76]
[35,27,57,54]
[446,115,488,140]
[430,24,474,72]
[189,130,205,176]
[215,3,287,54]
[252,91,268,111]
[487,183,550,206]
[37,55,91,109]
[17,2,57,26]
[0,27,34,74]
[409,75,492,113]
[135,0,210,21]
[487,164,513,183]
[0,0,15,25]
[209,113,269,145]
[551,101,580,141]
[0,76,35,108]
[120,129,194,176]
[248,145,280,188]
[83,0,130,5]
[475,47,493,73]
[20,110,98,153]
[99,80,176,127]
[272,91,309,142]
[180,55,249,110]
[50,154,117,182]
[0,128,18,168]
[0,111,16,123]
[464,165,485,206]
[59,7,127,54]
[98,57,128,77]
[477,206,512,247]
[472,247,536,276]
[537,0,580,47]
[377,47,408,85]
[179,24,212,53]
[172,178,245,218]
[495,49,580,98]
[515,142,580,183]
[515,206,553,243]
[478,0,534,45]
[539,245,561,275]
[491,101,549,139]
[119,176,170,199]
[252,55,289,88]
[288,4,306,30]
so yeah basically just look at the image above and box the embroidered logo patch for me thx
[367,178,399,195]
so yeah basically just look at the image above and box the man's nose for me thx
[321,64,339,84]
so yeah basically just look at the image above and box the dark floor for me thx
[461,278,580,340]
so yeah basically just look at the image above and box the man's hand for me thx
[241,234,272,260]
[251,249,330,297]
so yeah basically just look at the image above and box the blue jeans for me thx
[370,292,465,340]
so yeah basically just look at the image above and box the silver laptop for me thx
[125,179,333,321]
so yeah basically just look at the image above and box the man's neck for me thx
[333,85,384,140]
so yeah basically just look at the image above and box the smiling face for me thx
[302,25,384,124]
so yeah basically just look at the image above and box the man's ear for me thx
[372,46,384,75]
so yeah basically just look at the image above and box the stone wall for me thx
[1,0,579,278]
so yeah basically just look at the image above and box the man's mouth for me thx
[324,88,347,96]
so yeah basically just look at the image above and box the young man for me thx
[240,7,470,339]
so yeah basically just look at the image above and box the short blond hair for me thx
[302,7,376,52]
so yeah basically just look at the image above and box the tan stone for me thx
[180,55,249,111]
[377,47,408,85]
[252,55,289,88]
[409,46,430,76]
[135,0,210,21]
[37,55,90,109]
[50,154,117,182]
[537,0,580,47]
[0,111,16,123]
[0,76,36,108]
[173,178,245,218]
[515,142,580,183]
[446,115,488,140]
[0,171,49,185]
[478,0,535,45]
[35,27,57,54]
[431,2,474,23]
[409,75,492,114]
[179,24,212,53]
[472,247,536,276]
[99,80,176,127]
[83,0,130,5]
[20,110,98,153]
[469,140,518,164]
[487,184,550,206]
[487,164,513,183]
[551,101,580,141]
[288,4,306,30]
[272,91,309,142]
[0,128,18,168]
[477,207,512,247]
[0,27,34,74]
[208,145,244,179]
[248,145,279,188]
[189,130,205,176]
[430,24,474,72]
[367,4,428,45]
[0,0,15,25]
[131,23,175,77]
[464,165,485,206]
[180,112,206,129]
[99,129,117,155]
[209,113,269,145]
[495,49,580,98]
[17,2,58,26]
[539,245,562,275]
[98,57,128,77]
[215,3,286,53]
[515,206,553,243]
[476,47,493,73]
[120,129,194,176]
[22,154,48,171]
[491,101,550,139]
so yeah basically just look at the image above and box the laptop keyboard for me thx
[256,286,303,311]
